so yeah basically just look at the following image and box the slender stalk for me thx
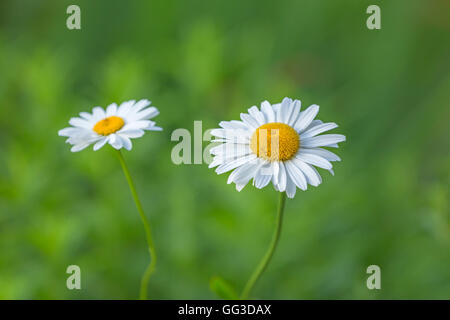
[240,192,287,299]
[115,149,156,300]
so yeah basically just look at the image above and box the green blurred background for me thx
[0,0,449,299]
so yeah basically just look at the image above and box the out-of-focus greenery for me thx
[0,0,449,299]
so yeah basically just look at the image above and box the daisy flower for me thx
[59,98,161,300]
[209,97,345,198]
[208,97,345,299]
[58,99,162,152]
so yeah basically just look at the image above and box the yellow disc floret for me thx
[250,122,300,162]
[93,116,125,136]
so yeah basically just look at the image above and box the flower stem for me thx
[115,149,156,300]
[240,191,287,299]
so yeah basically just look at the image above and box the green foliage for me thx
[0,0,449,299]
[210,276,238,300]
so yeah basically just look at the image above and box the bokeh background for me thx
[0,0,449,299]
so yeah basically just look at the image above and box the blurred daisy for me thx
[59,98,161,300]
[59,99,162,152]
[209,97,345,198]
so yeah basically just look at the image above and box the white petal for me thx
[118,135,132,151]
[132,99,151,113]
[210,143,251,158]
[69,117,92,129]
[108,134,123,149]
[227,159,260,185]
[210,151,253,166]
[253,162,272,189]
[79,112,93,120]
[247,106,265,125]
[279,97,293,124]
[215,154,257,175]
[210,128,250,144]
[118,129,145,138]
[285,174,297,198]
[92,106,106,121]
[261,101,275,123]
[71,143,90,152]
[128,107,159,122]
[58,127,83,137]
[294,104,319,132]
[146,126,163,131]
[285,160,307,190]
[121,120,153,131]
[300,122,338,139]
[303,120,323,132]
[295,153,332,170]
[291,159,321,187]
[301,134,346,148]
[93,137,108,151]
[106,103,118,117]
[272,161,280,185]
[208,157,223,168]
[275,102,284,122]
[288,100,301,126]
[210,128,249,139]
[272,103,281,113]
[218,121,234,129]
[299,148,341,162]
[219,120,248,130]
[276,162,287,192]
[117,100,136,117]
[240,113,259,129]
[66,131,99,145]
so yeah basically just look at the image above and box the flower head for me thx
[59,99,162,152]
[209,97,345,198]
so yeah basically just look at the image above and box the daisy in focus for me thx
[209,97,345,299]
[209,97,345,198]
[58,99,162,152]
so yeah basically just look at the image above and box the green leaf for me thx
[209,276,239,300]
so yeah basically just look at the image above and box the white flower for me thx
[59,99,162,152]
[209,97,346,198]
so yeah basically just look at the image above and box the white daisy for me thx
[58,99,162,152]
[209,97,346,198]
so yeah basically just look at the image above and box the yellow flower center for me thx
[250,122,300,162]
[93,116,125,136]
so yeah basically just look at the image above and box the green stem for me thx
[240,192,287,299]
[115,149,156,300]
